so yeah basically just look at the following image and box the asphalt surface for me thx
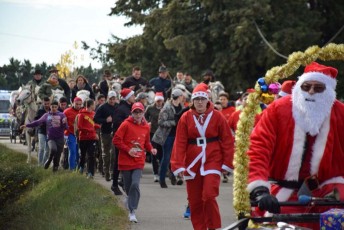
[0,136,237,230]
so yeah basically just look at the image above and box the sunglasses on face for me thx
[300,83,326,93]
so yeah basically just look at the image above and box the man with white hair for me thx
[248,62,344,229]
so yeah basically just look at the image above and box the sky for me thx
[0,0,143,69]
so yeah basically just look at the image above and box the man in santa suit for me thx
[248,62,344,229]
[171,83,234,230]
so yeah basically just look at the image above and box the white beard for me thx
[292,84,336,136]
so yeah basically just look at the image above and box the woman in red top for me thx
[113,102,157,223]
[77,99,100,178]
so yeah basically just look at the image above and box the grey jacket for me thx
[152,100,182,145]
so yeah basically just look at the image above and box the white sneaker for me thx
[129,211,138,223]
[153,174,159,182]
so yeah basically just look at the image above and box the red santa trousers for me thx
[186,173,221,230]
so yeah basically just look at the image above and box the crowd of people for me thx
[16,62,344,229]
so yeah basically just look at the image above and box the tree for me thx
[86,0,344,97]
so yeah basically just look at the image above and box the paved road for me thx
[0,137,237,230]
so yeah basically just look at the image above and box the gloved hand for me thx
[250,186,280,213]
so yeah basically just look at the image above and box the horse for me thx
[208,81,225,102]
[51,88,65,102]
[16,84,38,163]
[76,90,90,103]
[173,83,192,102]
[110,82,122,97]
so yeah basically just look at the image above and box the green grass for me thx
[0,144,129,230]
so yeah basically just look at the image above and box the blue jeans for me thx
[38,133,49,166]
[67,134,78,170]
[159,136,175,183]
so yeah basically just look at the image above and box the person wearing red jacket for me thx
[113,102,157,223]
[63,97,82,170]
[77,99,101,178]
[171,83,234,230]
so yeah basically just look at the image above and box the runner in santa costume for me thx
[171,83,234,230]
[248,62,344,229]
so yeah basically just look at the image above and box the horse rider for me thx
[122,66,149,93]
[27,69,45,102]
[48,67,71,104]
[38,73,65,102]
[71,75,95,102]
[149,66,172,100]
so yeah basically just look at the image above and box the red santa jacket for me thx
[171,103,234,180]
[247,96,344,201]
[77,109,100,141]
[221,105,235,122]
[228,110,261,133]
[63,106,79,136]
[113,116,153,171]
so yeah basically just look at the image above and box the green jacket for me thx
[38,82,64,101]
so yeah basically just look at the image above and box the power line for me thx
[0,31,71,45]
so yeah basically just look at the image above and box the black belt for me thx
[188,137,219,145]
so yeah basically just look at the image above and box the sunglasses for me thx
[300,83,326,93]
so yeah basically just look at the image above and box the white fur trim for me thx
[173,168,185,176]
[155,96,164,101]
[298,72,337,89]
[222,164,233,173]
[320,176,344,187]
[247,180,271,193]
[124,91,134,100]
[284,125,305,181]
[278,90,289,97]
[310,116,330,175]
[191,91,208,100]
[275,187,294,202]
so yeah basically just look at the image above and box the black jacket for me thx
[113,100,132,132]
[121,76,148,92]
[58,78,70,103]
[94,102,118,134]
[99,80,109,98]
[71,83,95,101]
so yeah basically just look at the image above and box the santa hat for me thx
[191,83,209,100]
[278,80,296,97]
[298,62,338,90]
[155,92,164,101]
[73,97,82,102]
[120,88,134,100]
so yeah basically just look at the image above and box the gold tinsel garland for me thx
[233,43,344,217]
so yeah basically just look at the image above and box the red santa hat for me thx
[155,92,164,101]
[298,62,338,90]
[191,83,209,100]
[278,80,296,97]
[120,88,134,101]
[73,97,82,102]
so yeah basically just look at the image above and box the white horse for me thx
[110,82,122,97]
[51,88,65,102]
[17,84,38,163]
[209,81,225,102]
[76,90,90,103]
